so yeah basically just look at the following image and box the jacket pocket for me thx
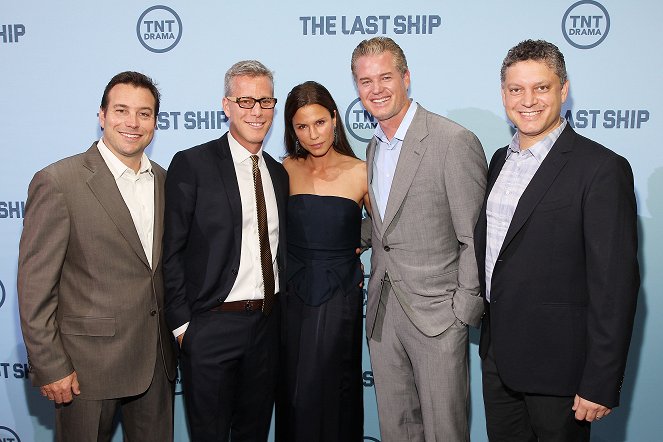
[60,315,116,337]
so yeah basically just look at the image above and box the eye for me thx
[115,108,127,114]
[315,119,326,126]
[537,85,550,92]
[139,111,152,118]
[382,75,391,81]
[509,87,522,94]
[295,124,306,130]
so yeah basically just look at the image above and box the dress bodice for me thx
[286,194,363,306]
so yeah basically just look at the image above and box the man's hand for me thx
[177,333,184,348]
[572,394,612,422]
[40,371,80,404]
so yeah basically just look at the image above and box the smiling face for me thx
[99,83,156,170]
[354,51,410,135]
[502,59,569,149]
[292,104,336,158]
[222,75,274,154]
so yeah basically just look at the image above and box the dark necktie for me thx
[251,155,276,315]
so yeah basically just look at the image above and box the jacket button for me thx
[231,268,238,275]
[150,310,157,316]
[217,297,223,303]
[384,246,391,252]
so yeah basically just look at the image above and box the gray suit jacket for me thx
[365,104,487,338]
[18,143,176,400]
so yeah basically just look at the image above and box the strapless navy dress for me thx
[276,194,364,442]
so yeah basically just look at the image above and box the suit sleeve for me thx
[163,151,197,331]
[444,129,488,327]
[578,154,639,408]
[17,169,75,387]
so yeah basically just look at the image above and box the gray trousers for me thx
[369,282,470,442]
[55,354,173,442]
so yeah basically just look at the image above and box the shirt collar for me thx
[97,138,152,179]
[227,132,264,165]
[507,118,567,163]
[374,100,418,146]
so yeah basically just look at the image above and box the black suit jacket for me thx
[163,133,288,331]
[475,124,639,408]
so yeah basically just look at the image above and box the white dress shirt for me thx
[97,138,155,268]
[225,132,280,302]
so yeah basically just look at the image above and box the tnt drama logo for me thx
[346,98,378,143]
[0,280,6,309]
[137,5,183,53]
[562,1,610,49]
[0,426,21,442]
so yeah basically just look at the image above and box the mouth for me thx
[371,96,390,104]
[120,132,141,139]
[246,121,265,128]
[519,110,542,119]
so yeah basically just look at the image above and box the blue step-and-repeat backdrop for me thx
[1,1,661,441]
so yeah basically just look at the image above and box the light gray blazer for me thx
[364,105,487,337]
[18,144,176,400]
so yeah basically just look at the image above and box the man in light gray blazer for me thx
[352,37,487,441]
[17,71,176,442]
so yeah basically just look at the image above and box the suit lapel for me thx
[83,144,150,268]
[499,126,574,256]
[382,106,428,230]
[151,167,165,273]
[214,135,243,254]
[366,138,384,232]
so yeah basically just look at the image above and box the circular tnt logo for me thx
[0,426,21,442]
[345,98,378,143]
[562,1,610,49]
[0,280,6,309]
[136,5,183,53]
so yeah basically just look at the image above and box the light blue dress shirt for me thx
[371,100,418,220]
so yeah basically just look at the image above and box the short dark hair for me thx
[100,71,161,115]
[501,39,567,85]
[283,81,356,160]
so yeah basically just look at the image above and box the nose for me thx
[125,112,140,128]
[371,80,383,95]
[250,102,263,117]
[522,89,538,107]
[309,125,320,140]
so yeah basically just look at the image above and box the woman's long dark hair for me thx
[283,81,357,159]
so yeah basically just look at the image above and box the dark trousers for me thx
[482,341,590,442]
[181,300,280,442]
[55,353,174,442]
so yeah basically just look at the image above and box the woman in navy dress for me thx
[276,81,370,442]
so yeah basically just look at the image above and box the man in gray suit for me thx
[18,71,176,442]
[352,37,487,441]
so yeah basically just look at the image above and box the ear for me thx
[501,86,507,108]
[403,70,411,90]
[222,97,231,115]
[560,80,569,103]
[99,107,106,130]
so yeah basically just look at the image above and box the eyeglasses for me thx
[226,96,277,109]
